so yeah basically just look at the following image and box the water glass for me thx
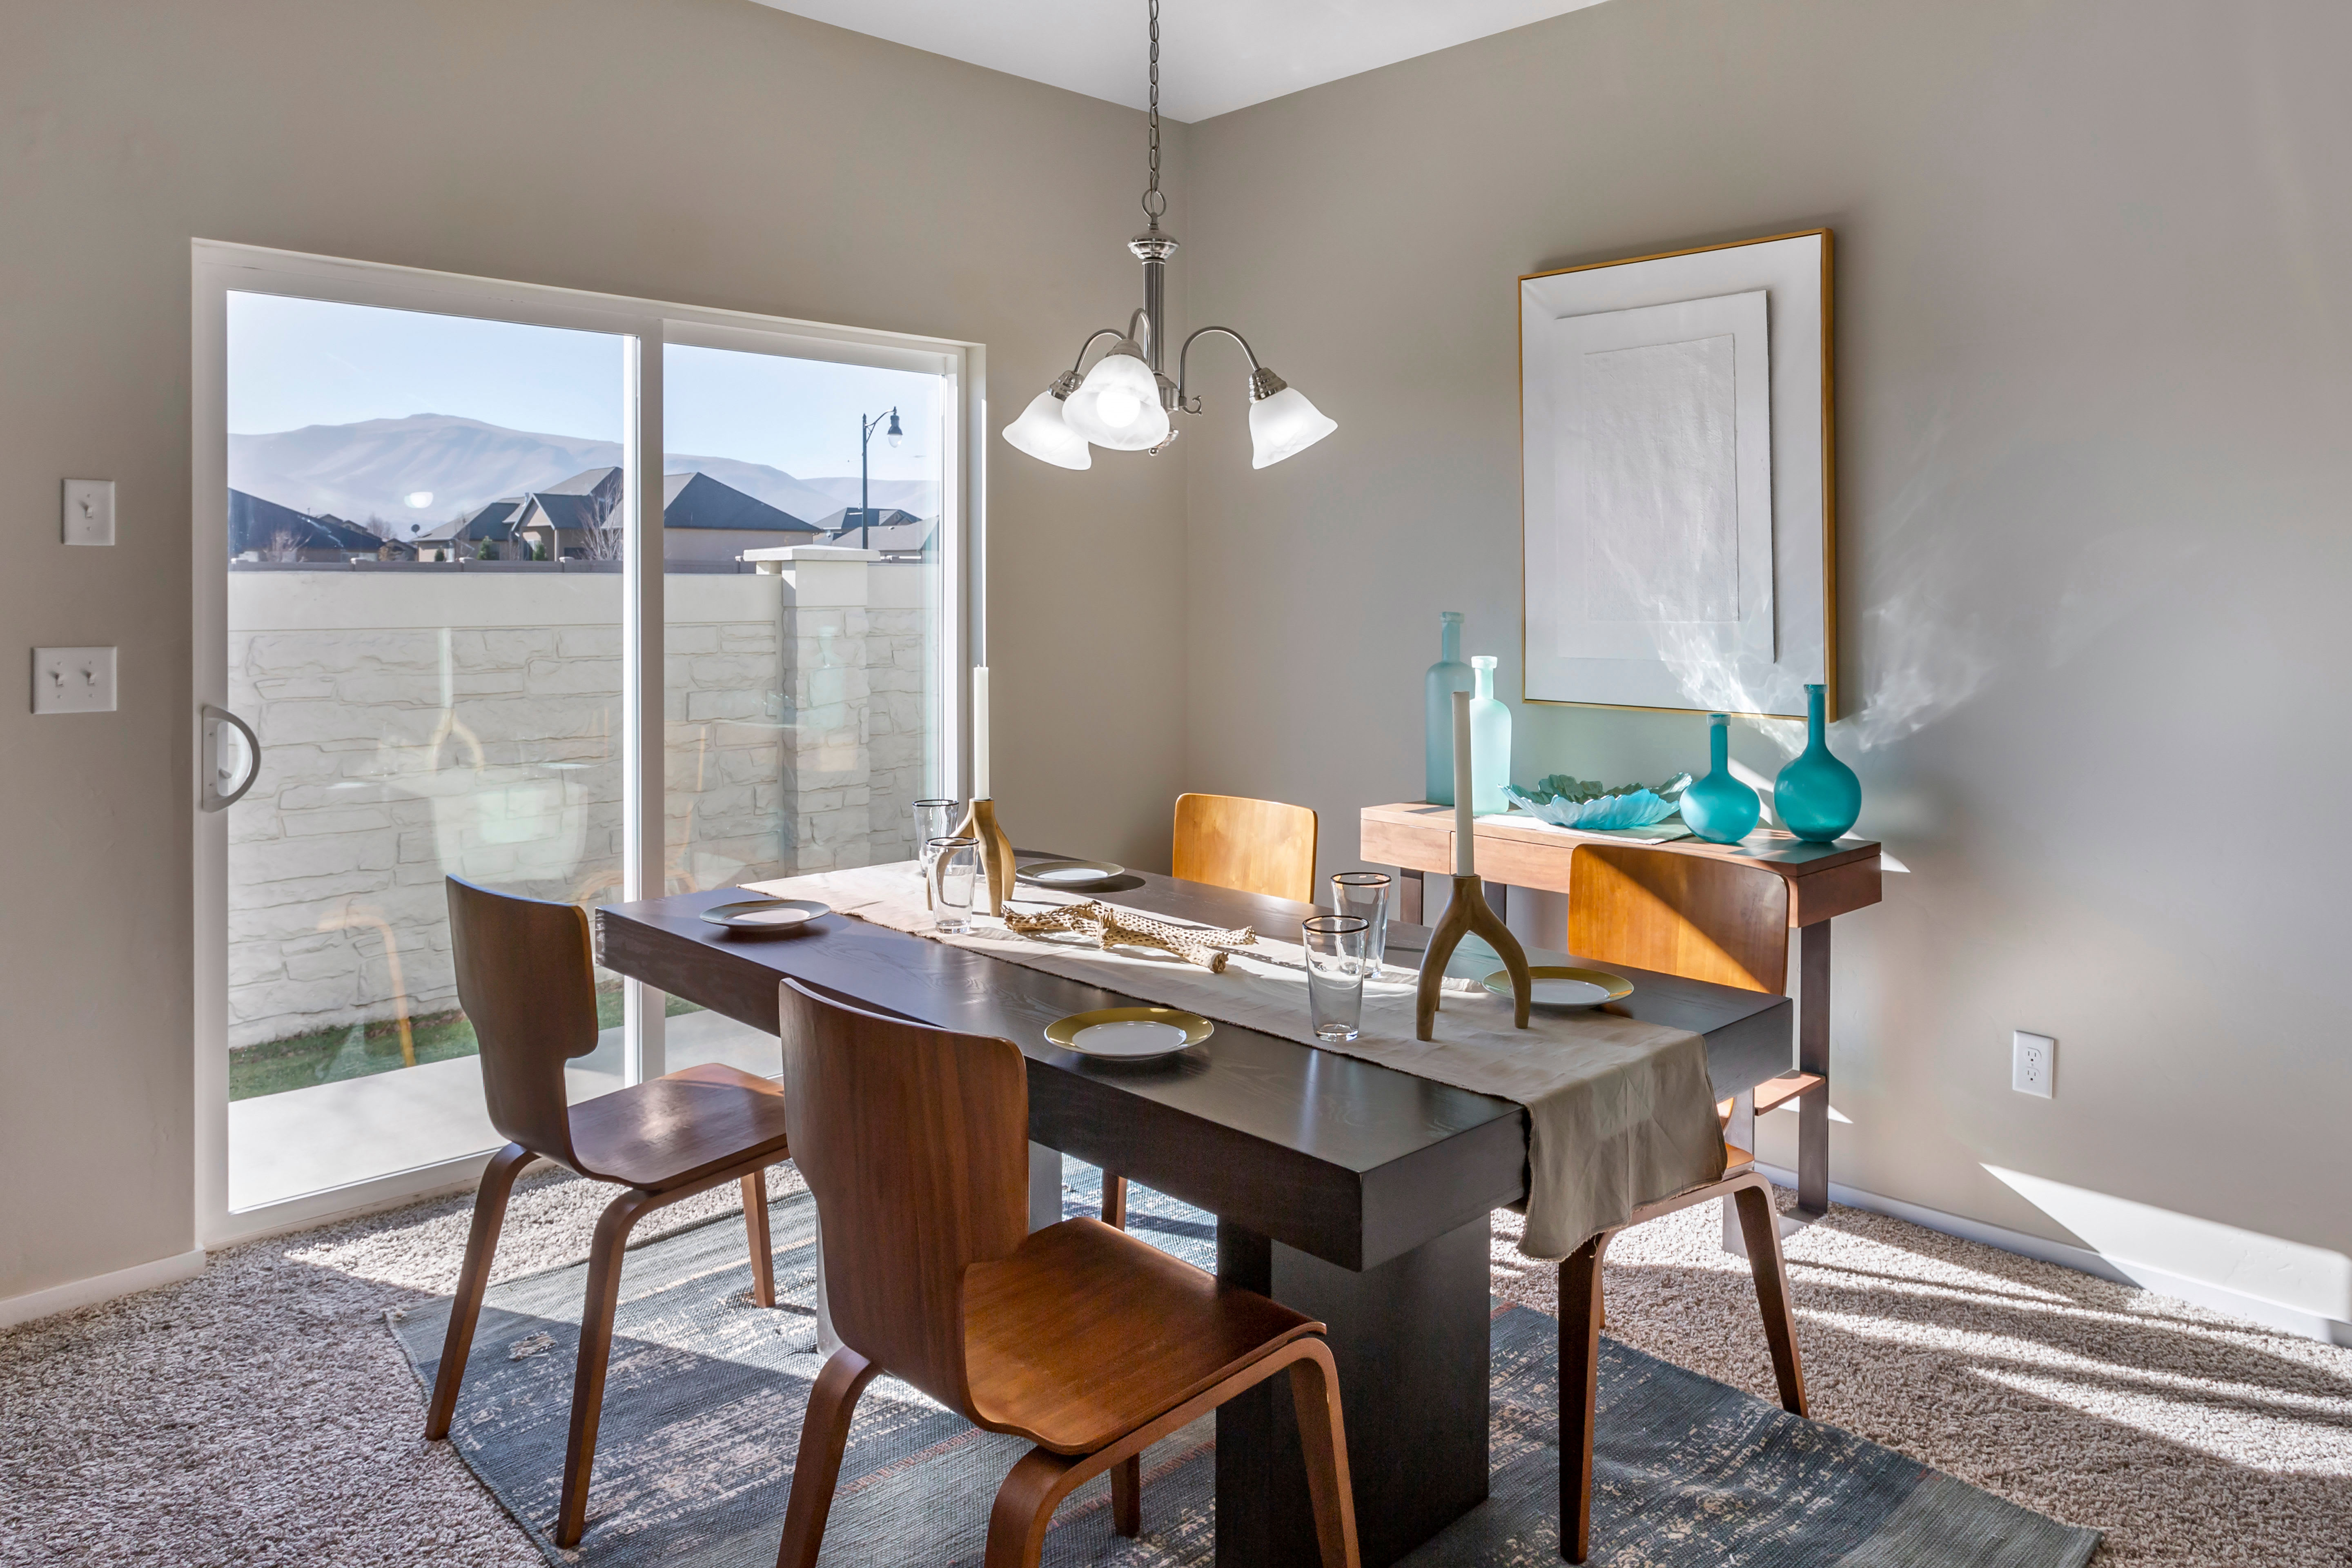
[1330,872,1391,979]
[929,836,979,933]
[913,798,960,880]
[1301,915,1371,1042]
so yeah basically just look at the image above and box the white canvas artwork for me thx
[1521,232,1831,717]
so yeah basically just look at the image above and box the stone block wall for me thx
[223,561,932,1049]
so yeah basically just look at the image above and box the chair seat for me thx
[568,1062,791,1192]
[962,1217,1322,1454]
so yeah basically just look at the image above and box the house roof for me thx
[824,516,935,555]
[227,490,383,554]
[660,470,822,532]
[419,497,521,542]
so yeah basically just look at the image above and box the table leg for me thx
[1796,921,1831,1223]
[1215,1214,1490,1568]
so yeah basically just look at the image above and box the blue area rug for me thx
[388,1163,2098,1565]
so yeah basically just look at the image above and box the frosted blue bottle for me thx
[1681,713,1760,844]
[1468,656,1512,815]
[1423,611,1473,805]
[1774,683,1861,842]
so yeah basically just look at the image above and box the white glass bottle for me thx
[1468,656,1511,815]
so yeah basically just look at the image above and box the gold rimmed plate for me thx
[701,898,829,934]
[1017,858,1127,891]
[1045,1006,1214,1063]
[1484,965,1634,1008]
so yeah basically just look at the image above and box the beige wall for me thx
[1182,0,2352,1316]
[0,0,1187,1301]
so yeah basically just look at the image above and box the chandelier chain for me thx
[1142,0,1165,224]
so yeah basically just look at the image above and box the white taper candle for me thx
[1452,689,1474,875]
[971,666,991,799]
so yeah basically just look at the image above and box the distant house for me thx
[820,510,934,558]
[501,468,825,564]
[415,495,527,559]
[227,490,384,561]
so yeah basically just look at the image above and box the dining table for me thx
[595,853,1794,1568]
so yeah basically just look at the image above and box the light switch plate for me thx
[63,480,116,546]
[32,647,117,714]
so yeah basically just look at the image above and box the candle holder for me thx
[952,797,1018,916]
[1415,874,1533,1040]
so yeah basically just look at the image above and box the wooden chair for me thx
[773,976,1360,1568]
[1171,791,1318,904]
[1556,843,1807,1561]
[1096,793,1319,1228]
[425,876,793,1549]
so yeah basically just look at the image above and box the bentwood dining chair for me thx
[1556,843,1807,1561]
[427,876,794,1549]
[773,976,1361,1568]
[1096,793,1320,1228]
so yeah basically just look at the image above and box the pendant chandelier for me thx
[1001,0,1336,472]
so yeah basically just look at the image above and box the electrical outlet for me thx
[63,480,115,546]
[2012,1030,2055,1098]
[31,647,116,715]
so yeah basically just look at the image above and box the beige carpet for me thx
[2,1166,2345,1566]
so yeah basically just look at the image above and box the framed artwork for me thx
[1520,229,1836,719]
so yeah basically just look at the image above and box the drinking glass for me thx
[1301,915,1371,1042]
[1330,872,1391,980]
[929,836,979,933]
[913,799,960,880]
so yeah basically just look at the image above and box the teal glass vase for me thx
[1423,611,1474,805]
[1681,713,1760,844]
[1774,683,1861,842]
[1468,656,1511,814]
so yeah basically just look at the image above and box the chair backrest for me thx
[445,876,601,1164]
[1566,844,1791,994]
[1172,792,1319,904]
[777,976,1030,1419]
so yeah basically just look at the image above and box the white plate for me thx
[1017,858,1127,889]
[701,898,829,932]
[1529,978,1612,1006]
[1069,1020,1190,1058]
[1481,965,1635,1008]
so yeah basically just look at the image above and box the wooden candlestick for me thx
[952,797,1018,916]
[1415,873,1533,1040]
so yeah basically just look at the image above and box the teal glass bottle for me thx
[1681,713,1760,844]
[1423,611,1474,805]
[1468,656,1511,814]
[1773,683,1861,842]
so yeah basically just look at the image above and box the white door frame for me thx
[190,240,981,1247]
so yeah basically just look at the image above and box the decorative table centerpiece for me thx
[1503,773,1693,830]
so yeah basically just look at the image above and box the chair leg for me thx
[775,1347,880,1568]
[1110,1453,1141,1537]
[425,1143,530,1441]
[1286,1339,1362,1568]
[984,1446,1082,1568]
[1559,1229,1613,1565]
[554,1186,657,1549]
[743,1168,776,1309]
[1732,1178,1808,1416]
[1101,1172,1127,1230]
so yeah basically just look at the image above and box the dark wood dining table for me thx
[596,855,1793,1568]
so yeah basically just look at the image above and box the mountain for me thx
[225,414,919,536]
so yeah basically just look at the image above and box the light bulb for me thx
[1096,388,1141,428]
[1061,346,1168,450]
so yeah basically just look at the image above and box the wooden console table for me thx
[1360,801,1882,1222]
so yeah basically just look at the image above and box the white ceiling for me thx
[751,0,1611,123]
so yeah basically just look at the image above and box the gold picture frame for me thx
[1519,228,1838,721]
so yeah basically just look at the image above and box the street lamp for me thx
[860,407,902,550]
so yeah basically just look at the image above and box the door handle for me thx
[200,704,262,812]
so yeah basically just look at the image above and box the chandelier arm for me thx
[1174,326,1265,412]
[1064,327,1131,382]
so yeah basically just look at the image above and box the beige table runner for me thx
[745,862,1726,1258]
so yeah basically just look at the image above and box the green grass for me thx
[227,988,704,1101]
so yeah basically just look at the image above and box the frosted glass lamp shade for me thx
[1002,388,1092,470]
[1247,385,1337,469]
[1062,349,1170,450]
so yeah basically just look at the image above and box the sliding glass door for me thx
[193,243,973,1241]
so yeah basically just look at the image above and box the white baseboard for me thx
[0,1248,208,1332]
[1755,1161,2352,1348]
